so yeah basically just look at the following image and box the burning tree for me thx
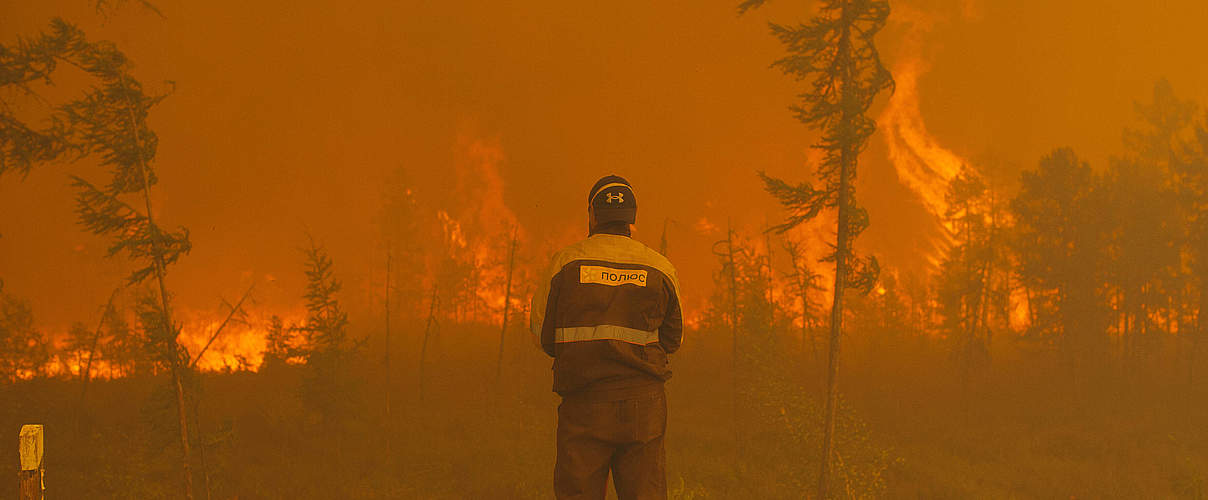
[741,0,893,495]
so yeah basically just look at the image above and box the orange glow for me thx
[446,133,528,319]
[178,306,308,372]
[1008,286,1030,332]
[437,211,468,249]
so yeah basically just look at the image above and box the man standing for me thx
[530,175,684,500]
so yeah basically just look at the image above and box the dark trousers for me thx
[554,387,667,500]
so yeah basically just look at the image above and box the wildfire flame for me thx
[178,307,309,372]
[437,210,468,249]
[878,10,973,243]
[454,133,526,314]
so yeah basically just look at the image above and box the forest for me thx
[3,0,1208,499]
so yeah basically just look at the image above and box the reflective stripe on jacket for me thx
[530,233,683,395]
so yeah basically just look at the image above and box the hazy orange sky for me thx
[2,0,1207,338]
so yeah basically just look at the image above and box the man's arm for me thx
[530,253,561,357]
[659,279,683,354]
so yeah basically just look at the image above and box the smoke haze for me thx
[4,0,1204,338]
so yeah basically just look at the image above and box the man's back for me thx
[531,231,683,396]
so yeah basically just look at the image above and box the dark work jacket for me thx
[529,230,683,398]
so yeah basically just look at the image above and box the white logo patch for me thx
[606,192,624,204]
[580,265,647,287]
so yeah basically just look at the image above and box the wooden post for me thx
[18,425,43,500]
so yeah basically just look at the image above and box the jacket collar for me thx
[589,222,631,237]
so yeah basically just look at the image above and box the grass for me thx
[2,323,1206,498]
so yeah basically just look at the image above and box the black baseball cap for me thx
[588,175,637,225]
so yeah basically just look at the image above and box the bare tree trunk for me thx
[80,288,121,405]
[959,202,977,422]
[496,227,518,381]
[189,285,254,369]
[726,222,741,458]
[818,152,852,499]
[127,94,194,500]
[784,240,817,363]
[1191,281,1207,388]
[168,364,193,500]
[818,9,855,493]
[191,399,212,500]
[419,286,439,402]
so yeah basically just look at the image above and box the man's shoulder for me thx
[577,235,680,288]
[626,238,677,277]
[548,238,592,269]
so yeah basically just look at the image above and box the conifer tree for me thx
[1011,149,1110,373]
[262,315,297,369]
[296,237,364,456]
[377,168,429,319]
[740,0,893,494]
[936,165,1011,410]
[0,289,50,382]
[299,239,349,354]
[1118,81,1200,360]
[782,237,825,360]
[1101,157,1180,358]
[103,306,142,377]
[65,321,95,377]
[1,17,194,498]
[0,19,82,179]
[35,21,196,497]
[712,224,745,454]
[1187,112,1208,378]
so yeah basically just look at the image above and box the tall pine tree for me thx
[1,19,196,498]
[741,0,893,495]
